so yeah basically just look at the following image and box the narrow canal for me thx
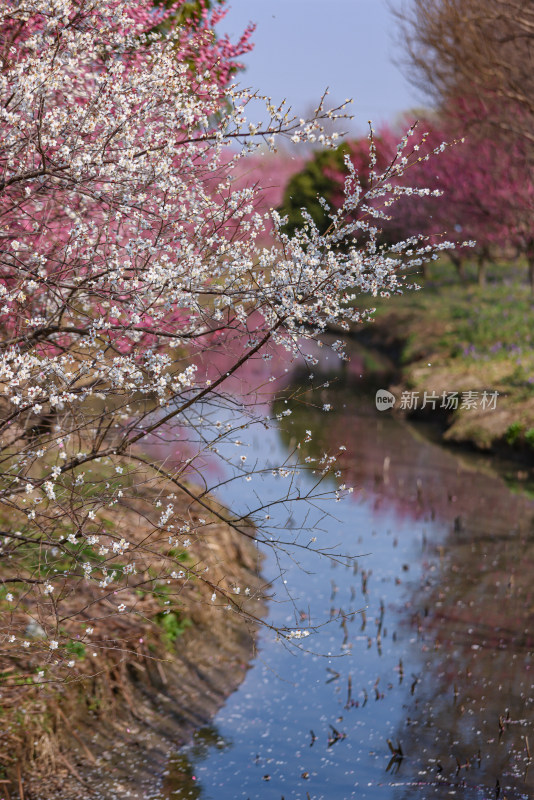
[156,374,534,800]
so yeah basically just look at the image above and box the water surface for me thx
[157,383,534,800]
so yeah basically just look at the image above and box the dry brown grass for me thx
[0,478,266,799]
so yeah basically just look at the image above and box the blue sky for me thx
[218,0,427,134]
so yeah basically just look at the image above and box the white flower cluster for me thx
[286,629,311,640]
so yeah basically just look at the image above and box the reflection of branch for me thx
[386,739,404,774]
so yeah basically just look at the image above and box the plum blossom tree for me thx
[0,0,459,703]
[390,106,534,287]
[277,127,447,272]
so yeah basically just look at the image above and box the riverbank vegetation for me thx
[0,477,265,796]
[354,259,534,456]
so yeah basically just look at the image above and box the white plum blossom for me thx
[43,482,56,500]
[286,629,311,640]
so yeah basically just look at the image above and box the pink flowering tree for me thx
[389,113,512,285]
[0,0,458,700]
[389,100,534,288]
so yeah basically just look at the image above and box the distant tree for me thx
[388,112,510,285]
[396,0,534,143]
[396,0,534,288]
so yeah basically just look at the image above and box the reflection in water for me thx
[164,728,231,799]
[157,381,534,800]
[164,753,203,799]
[392,492,534,798]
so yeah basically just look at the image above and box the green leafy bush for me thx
[505,421,524,445]
[157,612,192,649]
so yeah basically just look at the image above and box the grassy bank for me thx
[354,259,534,458]
[0,478,265,800]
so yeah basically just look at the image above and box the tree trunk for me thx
[477,253,487,287]
[449,252,466,282]
[528,256,534,295]
[524,240,534,294]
